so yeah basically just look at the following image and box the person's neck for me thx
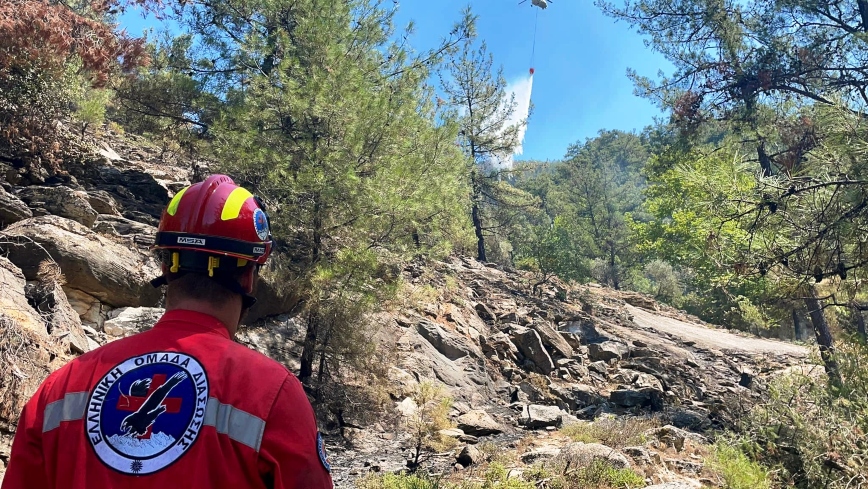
[165,298,242,338]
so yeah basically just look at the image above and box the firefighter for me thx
[3,175,333,489]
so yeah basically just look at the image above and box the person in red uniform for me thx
[2,175,334,489]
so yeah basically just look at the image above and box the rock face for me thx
[456,410,502,436]
[610,388,664,409]
[0,216,161,308]
[509,325,556,374]
[26,275,91,354]
[72,165,170,222]
[17,186,98,227]
[103,307,165,338]
[0,187,32,228]
[416,320,478,360]
[0,257,45,334]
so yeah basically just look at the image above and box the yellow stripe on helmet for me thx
[221,187,254,221]
[166,186,190,216]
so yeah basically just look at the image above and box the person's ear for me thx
[239,266,257,295]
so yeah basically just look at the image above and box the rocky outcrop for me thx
[509,325,555,374]
[0,187,31,228]
[456,410,502,436]
[519,404,563,429]
[0,216,161,308]
[416,320,479,360]
[0,257,45,335]
[530,321,573,359]
[17,186,98,227]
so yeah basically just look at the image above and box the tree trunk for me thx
[852,303,867,340]
[858,0,868,31]
[609,243,620,290]
[298,308,319,386]
[472,201,486,262]
[757,141,773,177]
[792,308,803,341]
[804,285,840,386]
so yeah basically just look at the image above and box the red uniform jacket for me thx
[2,310,334,489]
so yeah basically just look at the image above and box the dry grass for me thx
[0,316,58,426]
[561,416,661,448]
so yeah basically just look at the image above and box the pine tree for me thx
[441,20,530,262]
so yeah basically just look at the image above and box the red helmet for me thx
[154,175,273,265]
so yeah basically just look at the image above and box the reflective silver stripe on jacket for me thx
[42,392,89,432]
[203,398,266,452]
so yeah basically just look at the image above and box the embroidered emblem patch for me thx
[317,432,331,472]
[85,352,209,475]
[253,208,269,241]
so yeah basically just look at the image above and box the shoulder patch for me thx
[85,352,209,475]
[317,431,331,473]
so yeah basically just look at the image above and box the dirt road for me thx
[626,305,808,357]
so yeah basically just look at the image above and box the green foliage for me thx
[356,473,444,489]
[740,339,868,487]
[707,439,772,489]
[405,381,457,468]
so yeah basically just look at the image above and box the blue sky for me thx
[120,1,673,162]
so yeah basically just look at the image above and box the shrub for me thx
[740,339,868,488]
[405,381,457,469]
[561,416,659,448]
[707,439,771,489]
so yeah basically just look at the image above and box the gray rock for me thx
[519,404,563,429]
[588,341,629,362]
[0,257,45,335]
[456,410,502,436]
[456,445,482,467]
[474,302,495,321]
[0,187,32,228]
[26,277,91,354]
[530,321,574,358]
[0,216,161,307]
[670,409,710,430]
[521,445,561,463]
[104,307,164,338]
[480,331,520,363]
[609,388,664,409]
[509,325,556,374]
[86,190,121,215]
[416,320,478,360]
[558,442,631,469]
[550,383,603,411]
[589,361,609,375]
[561,314,607,344]
[17,186,98,227]
[92,214,156,238]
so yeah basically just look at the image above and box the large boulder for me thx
[103,307,165,338]
[588,341,630,362]
[416,320,479,360]
[519,404,563,429]
[85,190,121,216]
[64,288,106,329]
[243,276,304,324]
[0,187,32,228]
[550,383,604,411]
[17,186,98,227]
[609,387,664,410]
[0,216,161,307]
[456,410,502,436]
[559,442,631,469]
[509,325,555,374]
[0,257,45,335]
[530,321,574,358]
[92,214,156,240]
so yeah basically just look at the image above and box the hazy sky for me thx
[120,1,675,162]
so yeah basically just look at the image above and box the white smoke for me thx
[489,73,534,169]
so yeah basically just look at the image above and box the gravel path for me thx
[626,305,808,357]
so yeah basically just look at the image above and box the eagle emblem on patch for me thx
[253,208,270,241]
[85,352,209,475]
[317,432,331,472]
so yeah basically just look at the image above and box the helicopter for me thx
[519,0,550,9]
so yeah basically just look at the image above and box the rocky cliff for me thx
[0,129,813,487]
